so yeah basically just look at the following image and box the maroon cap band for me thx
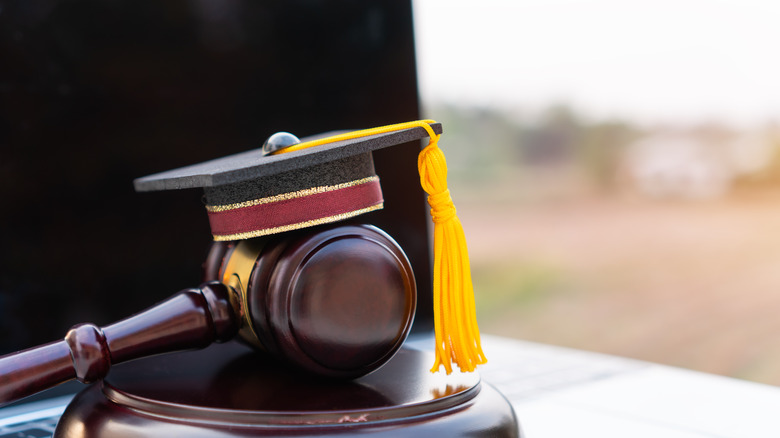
[206,177,383,241]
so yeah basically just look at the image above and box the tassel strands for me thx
[417,125,486,374]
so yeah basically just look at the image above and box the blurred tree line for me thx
[428,103,780,198]
[428,103,638,192]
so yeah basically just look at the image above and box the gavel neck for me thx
[101,282,239,365]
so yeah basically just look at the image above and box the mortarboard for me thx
[134,120,486,374]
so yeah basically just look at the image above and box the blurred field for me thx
[459,175,780,386]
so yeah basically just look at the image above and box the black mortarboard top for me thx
[134,120,485,375]
[134,123,442,241]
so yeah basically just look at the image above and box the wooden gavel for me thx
[0,224,417,407]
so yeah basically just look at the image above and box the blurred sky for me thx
[413,0,780,127]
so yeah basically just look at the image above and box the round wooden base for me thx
[54,341,520,437]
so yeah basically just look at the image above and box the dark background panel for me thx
[0,0,432,354]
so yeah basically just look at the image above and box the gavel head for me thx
[203,223,416,379]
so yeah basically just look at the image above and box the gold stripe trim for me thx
[212,203,384,241]
[206,176,380,213]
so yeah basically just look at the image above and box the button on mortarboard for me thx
[261,132,301,156]
[134,123,442,241]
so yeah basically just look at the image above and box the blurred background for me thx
[3,0,780,392]
[414,0,780,385]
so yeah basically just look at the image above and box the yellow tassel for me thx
[416,123,486,374]
[274,119,486,374]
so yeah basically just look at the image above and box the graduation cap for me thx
[134,120,486,374]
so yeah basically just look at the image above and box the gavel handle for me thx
[0,282,238,407]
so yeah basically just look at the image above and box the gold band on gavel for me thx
[221,239,267,349]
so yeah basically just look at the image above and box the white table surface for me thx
[480,335,780,437]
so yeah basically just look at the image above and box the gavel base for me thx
[54,341,520,437]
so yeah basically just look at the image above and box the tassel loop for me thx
[417,135,446,193]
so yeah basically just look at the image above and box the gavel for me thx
[0,223,416,407]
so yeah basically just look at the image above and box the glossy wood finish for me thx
[54,342,521,437]
[0,283,237,407]
[242,224,416,378]
[0,341,75,408]
[0,224,417,405]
